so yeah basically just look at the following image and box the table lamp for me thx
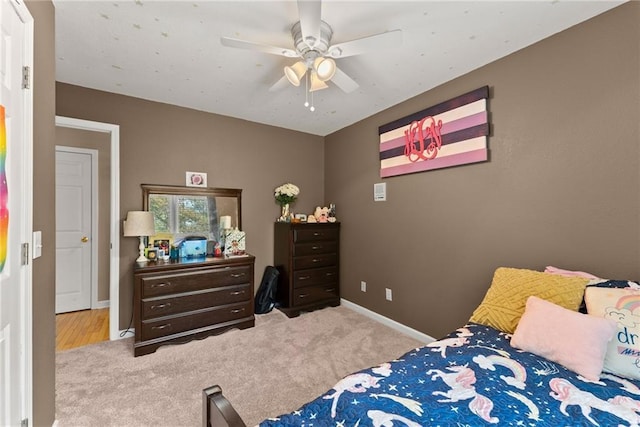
[123,211,156,262]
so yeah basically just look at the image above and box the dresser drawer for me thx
[293,253,337,270]
[141,265,251,298]
[294,227,339,243]
[140,301,251,341]
[293,284,339,306]
[293,266,338,288]
[293,241,338,257]
[141,283,251,319]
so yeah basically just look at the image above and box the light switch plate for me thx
[374,182,386,201]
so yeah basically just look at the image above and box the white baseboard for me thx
[52,420,59,427]
[341,299,435,344]
[117,328,135,339]
[92,299,110,310]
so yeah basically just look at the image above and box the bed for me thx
[204,267,640,426]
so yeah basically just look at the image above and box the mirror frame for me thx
[141,184,242,232]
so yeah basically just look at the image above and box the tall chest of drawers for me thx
[133,255,255,356]
[273,222,340,318]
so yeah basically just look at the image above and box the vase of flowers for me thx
[274,183,299,222]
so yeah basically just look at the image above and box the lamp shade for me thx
[123,211,155,237]
[313,57,336,81]
[309,71,329,92]
[284,61,307,87]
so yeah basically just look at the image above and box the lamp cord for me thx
[119,290,135,338]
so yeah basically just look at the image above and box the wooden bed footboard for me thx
[203,385,247,427]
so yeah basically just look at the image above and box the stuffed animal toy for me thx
[314,206,330,223]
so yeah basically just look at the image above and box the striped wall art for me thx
[379,86,490,178]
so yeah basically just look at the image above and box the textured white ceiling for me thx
[54,1,624,136]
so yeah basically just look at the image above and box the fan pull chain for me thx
[304,73,309,108]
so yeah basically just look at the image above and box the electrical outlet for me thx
[385,288,392,301]
[361,281,367,292]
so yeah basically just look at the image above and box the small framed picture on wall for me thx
[186,171,207,187]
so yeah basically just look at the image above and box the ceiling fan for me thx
[220,0,402,96]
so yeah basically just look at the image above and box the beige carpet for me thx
[55,305,426,426]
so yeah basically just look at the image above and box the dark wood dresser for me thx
[273,222,340,318]
[133,255,255,356]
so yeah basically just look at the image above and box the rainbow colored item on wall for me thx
[0,105,8,273]
[379,86,490,178]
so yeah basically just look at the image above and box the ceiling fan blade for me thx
[269,75,291,92]
[297,0,322,48]
[220,37,298,58]
[326,29,403,59]
[331,67,359,93]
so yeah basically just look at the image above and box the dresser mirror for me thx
[142,184,242,248]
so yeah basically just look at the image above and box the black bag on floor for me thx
[254,266,279,314]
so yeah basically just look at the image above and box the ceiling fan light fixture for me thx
[309,71,329,92]
[284,61,307,86]
[313,57,336,81]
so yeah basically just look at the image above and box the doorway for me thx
[55,116,121,341]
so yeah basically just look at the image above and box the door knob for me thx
[81,236,89,243]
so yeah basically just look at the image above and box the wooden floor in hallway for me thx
[56,308,110,351]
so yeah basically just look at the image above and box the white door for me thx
[0,0,33,424]
[55,150,93,313]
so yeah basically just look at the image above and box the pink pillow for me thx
[544,265,600,280]
[511,296,616,380]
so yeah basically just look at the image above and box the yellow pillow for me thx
[470,267,590,334]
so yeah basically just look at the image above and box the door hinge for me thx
[22,66,30,89]
[21,418,28,427]
[21,243,29,265]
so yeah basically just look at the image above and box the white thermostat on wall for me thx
[374,182,387,201]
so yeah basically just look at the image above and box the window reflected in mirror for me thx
[150,194,213,238]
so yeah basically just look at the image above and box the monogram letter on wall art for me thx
[379,86,490,178]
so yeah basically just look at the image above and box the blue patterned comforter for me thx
[259,323,640,426]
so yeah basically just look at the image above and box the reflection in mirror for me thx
[142,185,241,254]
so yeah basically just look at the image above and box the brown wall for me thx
[27,0,56,425]
[55,86,325,327]
[325,3,640,339]
[30,2,638,423]
[55,127,111,302]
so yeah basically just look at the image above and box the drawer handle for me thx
[299,294,308,299]
[311,245,321,250]
[298,275,311,280]
[150,282,170,288]
[325,272,335,277]
[325,288,336,293]
[230,273,246,278]
[230,290,245,296]
[231,308,245,314]
[313,232,320,236]
[151,324,171,330]
[312,259,320,263]
[150,303,171,310]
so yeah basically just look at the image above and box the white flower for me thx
[274,183,299,205]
